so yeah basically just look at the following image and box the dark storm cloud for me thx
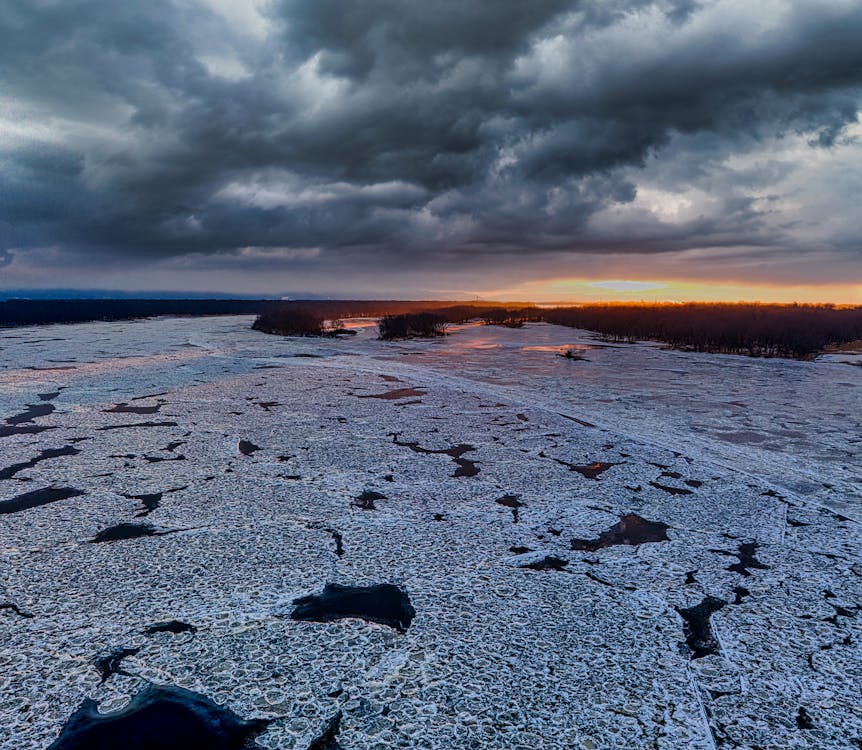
[1,0,861,284]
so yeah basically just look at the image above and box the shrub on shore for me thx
[480,307,542,327]
[378,312,447,340]
[252,309,329,337]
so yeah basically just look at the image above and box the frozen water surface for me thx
[0,315,860,749]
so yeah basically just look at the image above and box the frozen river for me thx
[0,315,860,748]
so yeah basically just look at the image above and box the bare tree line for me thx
[373,302,862,358]
[4,298,860,360]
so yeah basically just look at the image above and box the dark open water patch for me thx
[47,684,269,750]
[553,459,617,479]
[145,620,196,635]
[125,486,185,517]
[649,481,693,496]
[520,555,569,571]
[0,424,56,438]
[92,647,140,683]
[0,601,35,618]
[823,593,857,625]
[677,596,727,659]
[571,514,669,552]
[390,433,479,477]
[97,421,179,431]
[90,522,161,543]
[144,453,186,463]
[125,492,163,517]
[448,447,479,477]
[353,491,385,510]
[308,712,343,750]
[0,445,80,480]
[495,494,525,523]
[5,402,55,425]
[711,542,769,577]
[291,583,415,633]
[238,440,261,456]
[328,529,344,557]
[0,486,85,515]
[103,401,163,414]
[131,391,169,401]
[357,387,426,400]
[727,542,769,577]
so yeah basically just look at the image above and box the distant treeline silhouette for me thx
[252,307,359,337]
[252,307,327,336]
[377,306,543,338]
[378,312,447,339]
[252,303,538,339]
[542,303,862,359]
[252,303,531,339]
[366,302,862,357]
[0,298,271,327]
[0,298,498,328]
[4,298,860,359]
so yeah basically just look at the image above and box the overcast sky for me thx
[1,0,861,300]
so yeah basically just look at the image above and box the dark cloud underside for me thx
[0,0,860,289]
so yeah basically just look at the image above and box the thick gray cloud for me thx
[0,0,860,293]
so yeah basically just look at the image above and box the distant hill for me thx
[0,288,282,301]
[0,298,493,328]
[0,298,274,326]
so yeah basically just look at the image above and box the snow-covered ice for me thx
[0,316,860,748]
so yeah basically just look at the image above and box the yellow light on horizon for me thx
[473,277,862,305]
[588,280,668,293]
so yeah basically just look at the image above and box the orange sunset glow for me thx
[475,279,862,305]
